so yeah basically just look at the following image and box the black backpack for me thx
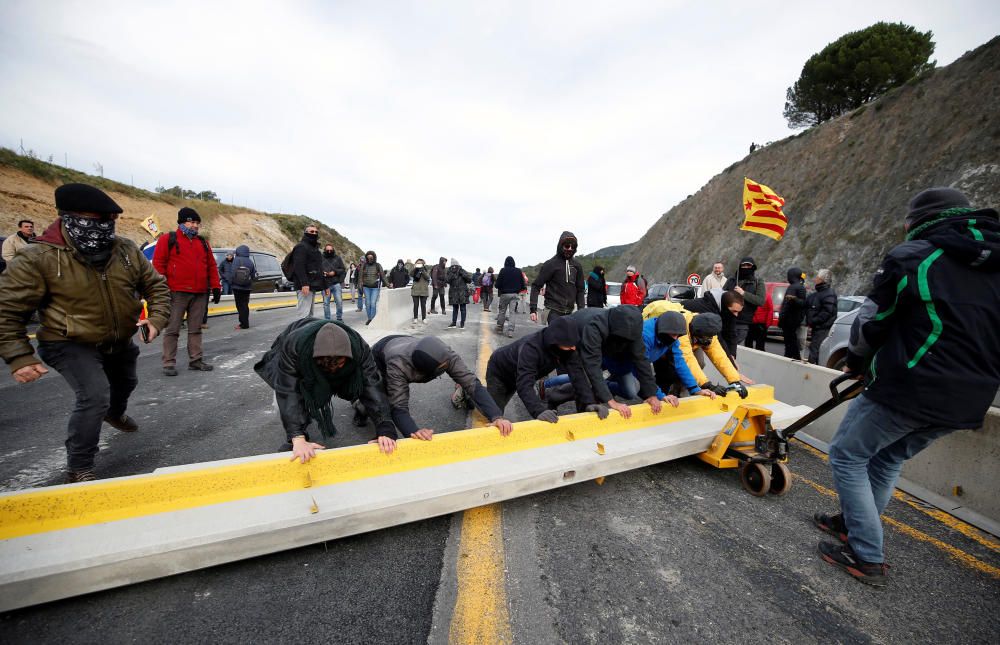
[232,263,253,289]
[281,250,295,280]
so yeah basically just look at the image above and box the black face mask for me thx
[366,256,374,263]
[324,250,334,257]
[62,213,116,255]
[694,336,712,347]
[305,232,319,243]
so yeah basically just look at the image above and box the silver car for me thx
[817,296,868,369]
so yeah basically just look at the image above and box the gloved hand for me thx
[702,382,729,396]
[585,404,610,420]
[212,288,222,304]
[537,410,559,424]
[730,382,749,399]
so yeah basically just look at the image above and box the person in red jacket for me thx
[619,265,647,306]
[745,290,774,351]
[152,207,221,376]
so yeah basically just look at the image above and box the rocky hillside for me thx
[0,149,362,262]
[616,36,1000,295]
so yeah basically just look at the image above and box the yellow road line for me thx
[449,321,513,645]
[795,474,1000,579]
[792,438,999,553]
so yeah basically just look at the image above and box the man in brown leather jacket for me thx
[0,183,170,482]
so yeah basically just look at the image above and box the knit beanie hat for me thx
[689,313,723,338]
[905,187,970,229]
[313,324,352,358]
[178,207,201,223]
[656,311,688,337]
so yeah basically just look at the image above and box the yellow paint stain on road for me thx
[796,474,1000,579]
[792,438,999,553]
[449,321,513,645]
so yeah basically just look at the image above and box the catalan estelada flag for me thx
[742,177,787,240]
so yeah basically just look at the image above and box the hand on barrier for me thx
[697,388,716,400]
[730,382,749,399]
[290,436,325,463]
[740,374,755,385]
[212,288,222,304]
[492,417,514,436]
[411,429,434,441]
[608,400,632,419]
[12,363,48,384]
[369,435,397,454]
[585,404,610,420]
[664,394,680,408]
[537,410,559,424]
[703,382,729,396]
[645,396,662,414]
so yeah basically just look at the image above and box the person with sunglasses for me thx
[529,231,585,325]
[0,183,170,482]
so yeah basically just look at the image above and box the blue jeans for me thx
[828,394,956,563]
[220,280,231,295]
[364,286,380,320]
[322,284,343,320]
[544,361,640,400]
[355,285,364,311]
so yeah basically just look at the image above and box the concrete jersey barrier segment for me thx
[701,347,1000,534]
[0,387,808,611]
[368,285,417,330]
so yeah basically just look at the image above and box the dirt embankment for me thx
[616,36,1000,295]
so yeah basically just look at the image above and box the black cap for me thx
[905,187,970,229]
[54,183,123,214]
[178,207,201,223]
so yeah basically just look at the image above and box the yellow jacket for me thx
[641,300,739,384]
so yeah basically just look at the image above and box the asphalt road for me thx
[1,302,998,644]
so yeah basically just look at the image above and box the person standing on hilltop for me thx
[0,184,170,482]
[153,207,222,376]
[702,262,727,291]
[289,223,325,320]
[815,187,1000,587]
[586,265,607,308]
[723,257,765,355]
[530,231,585,325]
[430,256,448,315]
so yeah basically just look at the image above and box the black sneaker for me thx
[447,323,457,328]
[163,366,178,376]
[814,512,848,543]
[365,318,373,326]
[104,414,138,433]
[818,541,890,587]
[66,469,96,483]
[188,360,214,371]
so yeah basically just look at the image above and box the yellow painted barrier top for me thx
[0,387,776,540]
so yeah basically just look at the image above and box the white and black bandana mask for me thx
[62,213,116,254]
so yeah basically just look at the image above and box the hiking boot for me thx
[430,309,438,314]
[188,360,214,371]
[163,366,178,376]
[814,512,848,543]
[66,469,97,484]
[818,541,890,587]
[104,414,138,433]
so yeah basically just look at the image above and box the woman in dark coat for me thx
[587,265,607,307]
[446,257,472,329]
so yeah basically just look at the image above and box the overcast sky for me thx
[2,1,997,270]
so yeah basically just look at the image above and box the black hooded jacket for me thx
[779,267,807,329]
[848,209,1000,427]
[389,260,409,288]
[568,306,657,402]
[806,281,838,329]
[586,267,607,307]
[530,231,585,314]
[486,316,594,417]
[496,256,526,294]
[723,256,765,323]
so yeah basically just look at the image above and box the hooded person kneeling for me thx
[254,318,397,463]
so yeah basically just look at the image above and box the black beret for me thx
[178,207,201,223]
[54,183,123,215]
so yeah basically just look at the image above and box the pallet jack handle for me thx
[776,373,864,441]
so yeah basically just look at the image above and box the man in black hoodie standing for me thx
[430,256,448,315]
[530,231,585,325]
[291,224,325,319]
[496,255,527,337]
[723,257,766,355]
[806,269,838,364]
[815,187,1000,587]
[779,267,808,359]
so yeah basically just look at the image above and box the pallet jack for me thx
[697,374,864,496]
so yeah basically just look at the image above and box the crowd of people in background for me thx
[1,183,998,590]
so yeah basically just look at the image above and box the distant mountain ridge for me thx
[615,36,1000,295]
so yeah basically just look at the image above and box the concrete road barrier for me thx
[702,348,1000,533]
[368,286,415,330]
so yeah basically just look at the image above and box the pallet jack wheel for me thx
[739,462,771,497]
[769,462,792,496]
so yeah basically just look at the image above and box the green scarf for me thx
[294,320,366,439]
[906,207,974,241]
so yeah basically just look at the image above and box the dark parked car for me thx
[642,282,703,307]
[212,248,293,293]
